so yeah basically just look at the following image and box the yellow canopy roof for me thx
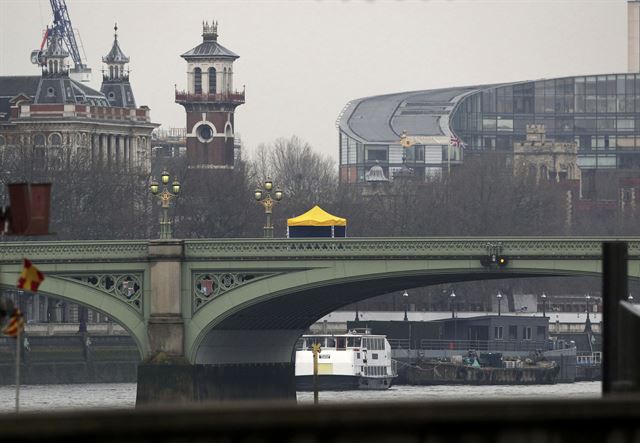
[287,206,347,227]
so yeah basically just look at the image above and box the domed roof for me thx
[181,21,239,60]
[365,163,388,182]
[103,24,130,64]
[43,33,68,59]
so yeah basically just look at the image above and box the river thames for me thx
[0,382,601,413]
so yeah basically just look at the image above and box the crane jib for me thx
[48,0,84,68]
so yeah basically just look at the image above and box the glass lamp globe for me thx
[171,179,181,194]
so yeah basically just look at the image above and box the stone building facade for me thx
[513,124,581,184]
[0,27,156,173]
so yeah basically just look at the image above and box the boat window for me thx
[306,337,323,350]
[295,338,304,350]
[336,337,346,350]
[356,352,361,359]
[347,337,361,347]
[326,337,336,348]
[372,353,378,360]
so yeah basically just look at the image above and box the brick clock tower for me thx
[176,21,245,169]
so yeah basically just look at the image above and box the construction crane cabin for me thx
[30,0,91,83]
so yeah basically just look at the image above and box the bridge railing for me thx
[184,237,640,260]
[2,237,640,264]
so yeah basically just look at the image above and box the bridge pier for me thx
[136,362,296,405]
[138,241,298,405]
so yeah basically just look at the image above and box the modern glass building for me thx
[337,73,640,189]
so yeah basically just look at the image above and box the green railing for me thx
[1,237,639,264]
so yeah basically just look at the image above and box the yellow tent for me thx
[286,206,347,238]
[287,206,346,226]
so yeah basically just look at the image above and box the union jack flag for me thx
[450,136,467,149]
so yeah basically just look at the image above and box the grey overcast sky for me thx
[0,0,628,160]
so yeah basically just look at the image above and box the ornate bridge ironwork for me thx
[0,237,638,363]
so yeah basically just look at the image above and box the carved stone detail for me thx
[59,273,143,313]
[192,272,273,313]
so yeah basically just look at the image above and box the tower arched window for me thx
[223,67,227,93]
[109,66,114,79]
[208,67,217,95]
[194,67,202,95]
[540,164,548,181]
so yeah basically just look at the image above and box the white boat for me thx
[295,330,397,390]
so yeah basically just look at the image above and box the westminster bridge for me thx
[0,237,638,402]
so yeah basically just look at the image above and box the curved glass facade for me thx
[451,74,640,170]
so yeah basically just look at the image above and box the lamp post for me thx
[403,290,409,321]
[450,290,456,319]
[628,294,635,304]
[585,294,591,321]
[541,292,547,318]
[496,291,503,316]
[150,170,180,239]
[254,178,283,238]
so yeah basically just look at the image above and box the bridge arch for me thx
[187,256,623,363]
[0,272,148,357]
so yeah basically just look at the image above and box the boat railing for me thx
[576,351,602,365]
[388,339,410,349]
[388,338,552,351]
[417,339,553,352]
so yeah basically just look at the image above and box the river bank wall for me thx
[0,336,139,384]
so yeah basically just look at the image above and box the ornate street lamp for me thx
[450,290,456,319]
[150,170,180,239]
[403,290,409,321]
[541,292,547,318]
[254,177,283,238]
[496,291,503,316]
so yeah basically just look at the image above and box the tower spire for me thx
[100,24,136,108]
[202,20,218,41]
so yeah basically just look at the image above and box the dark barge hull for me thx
[404,362,560,385]
[296,375,394,391]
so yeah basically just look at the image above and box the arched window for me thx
[540,164,548,180]
[194,67,202,94]
[109,66,114,79]
[208,67,217,95]
[223,67,227,93]
[49,133,62,146]
[34,134,46,146]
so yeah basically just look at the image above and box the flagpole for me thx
[15,326,20,413]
